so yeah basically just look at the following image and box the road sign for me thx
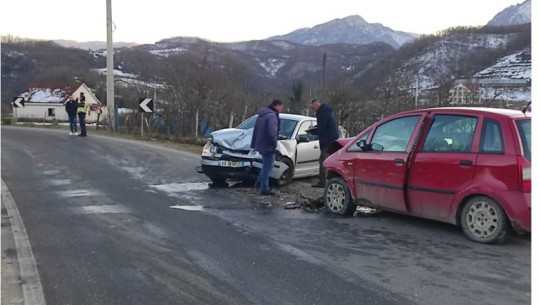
[12,97,25,108]
[138,98,154,113]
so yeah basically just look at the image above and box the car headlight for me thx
[202,142,220,154]
[202,142,213,154]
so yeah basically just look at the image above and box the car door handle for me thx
[460,160,473,166]
[314,145,318,149]
[394,158,404,164]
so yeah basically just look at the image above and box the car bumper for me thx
[197,158,288,180]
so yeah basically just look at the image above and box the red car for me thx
[323,107,531,244]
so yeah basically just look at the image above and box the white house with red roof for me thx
[13,82,107,123]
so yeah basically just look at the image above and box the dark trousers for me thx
[318,146,330,183]
[78,112,87,136]
[68,114,77,133]
[257,152,275,192]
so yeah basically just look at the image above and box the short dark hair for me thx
[270,99,282,107]
[310,98,320,104]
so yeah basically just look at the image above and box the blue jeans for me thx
[68,114,77,133]
[257,152,275,192]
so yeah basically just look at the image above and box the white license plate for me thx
[219,160,243,167]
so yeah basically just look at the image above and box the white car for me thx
[196,113,324,186]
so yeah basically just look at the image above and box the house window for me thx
[48,108,55,117]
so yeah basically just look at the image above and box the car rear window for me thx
[480,119,504,154]
[516,119,531,161]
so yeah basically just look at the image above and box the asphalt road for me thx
[1,126,531,305]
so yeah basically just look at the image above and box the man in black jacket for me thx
[307,98,339,188]
[65,95,78,135]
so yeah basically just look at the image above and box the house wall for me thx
[13,103,108,123]
[12,83,108,123]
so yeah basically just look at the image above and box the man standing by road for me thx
[65,95,78,135]
[251,99,283,196]
[76,92,88,137]
[307,98,339,188]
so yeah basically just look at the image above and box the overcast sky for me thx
[0,0,527,44]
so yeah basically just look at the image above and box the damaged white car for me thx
[196,113,324,186]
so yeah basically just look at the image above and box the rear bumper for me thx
[498,192,531,233]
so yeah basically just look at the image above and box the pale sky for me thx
[0,0,527,44]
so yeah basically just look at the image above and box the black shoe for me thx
[260,190,276,196]
[78,134,87,137]
[311,182,325,188]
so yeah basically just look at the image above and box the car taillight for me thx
[517,157,531,193]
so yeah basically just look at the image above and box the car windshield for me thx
[236,115,298,139]
[516,119,531,161]
[236,116,257,130]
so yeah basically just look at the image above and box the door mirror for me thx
[357,139,369,151]
[297,134,310,143]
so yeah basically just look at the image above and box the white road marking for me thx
[1,179,47,305]
[170,205,204,211]
[42,170,61,175]
[150,182,209,193]
[70,205,130,214]
[48,179,71,186]
[58,190,103,197]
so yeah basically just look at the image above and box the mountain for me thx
[1,1,531,117]
[487,0,531,26]
[53,40,138,50]
[135,37,395,93]
[266,15,416,49]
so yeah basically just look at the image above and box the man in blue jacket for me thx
[250,99,283,196]
[307,98,339,188]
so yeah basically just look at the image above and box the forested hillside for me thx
[1,23,531,136]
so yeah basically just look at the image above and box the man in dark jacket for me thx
[65,95,78,135]
[307,98,339,188]
[250,99,283,196]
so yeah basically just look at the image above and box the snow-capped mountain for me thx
[1,0,531,112]
[474,48,531,81]
[266,15,416,49]
[487,0,531,26]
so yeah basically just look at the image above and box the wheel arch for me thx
[455,193,512,230]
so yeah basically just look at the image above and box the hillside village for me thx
[0,0,531,136]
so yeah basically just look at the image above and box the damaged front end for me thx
[196,127,291,183]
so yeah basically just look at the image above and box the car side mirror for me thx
[297,134,310,143]
[357,139,369,151]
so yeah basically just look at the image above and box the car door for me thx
[353,114,422,212]
[294,120,320,176]
[406,112,479,220]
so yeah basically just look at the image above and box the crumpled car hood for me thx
[211,128,253,151]
[210,128,294,159]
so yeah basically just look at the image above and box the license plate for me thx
[219,160,243,167]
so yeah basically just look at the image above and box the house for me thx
[449,83,481,105]
[12,82,107,123]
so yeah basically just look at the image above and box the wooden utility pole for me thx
[322,53,327,101]
[106,0,115,131]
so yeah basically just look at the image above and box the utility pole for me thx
[322,53,327,101]
[415,77,419,109]
[106,0,115,131]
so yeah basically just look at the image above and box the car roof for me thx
[394,107,531,119]
[248,113,315,121]
[279,113,316,121]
